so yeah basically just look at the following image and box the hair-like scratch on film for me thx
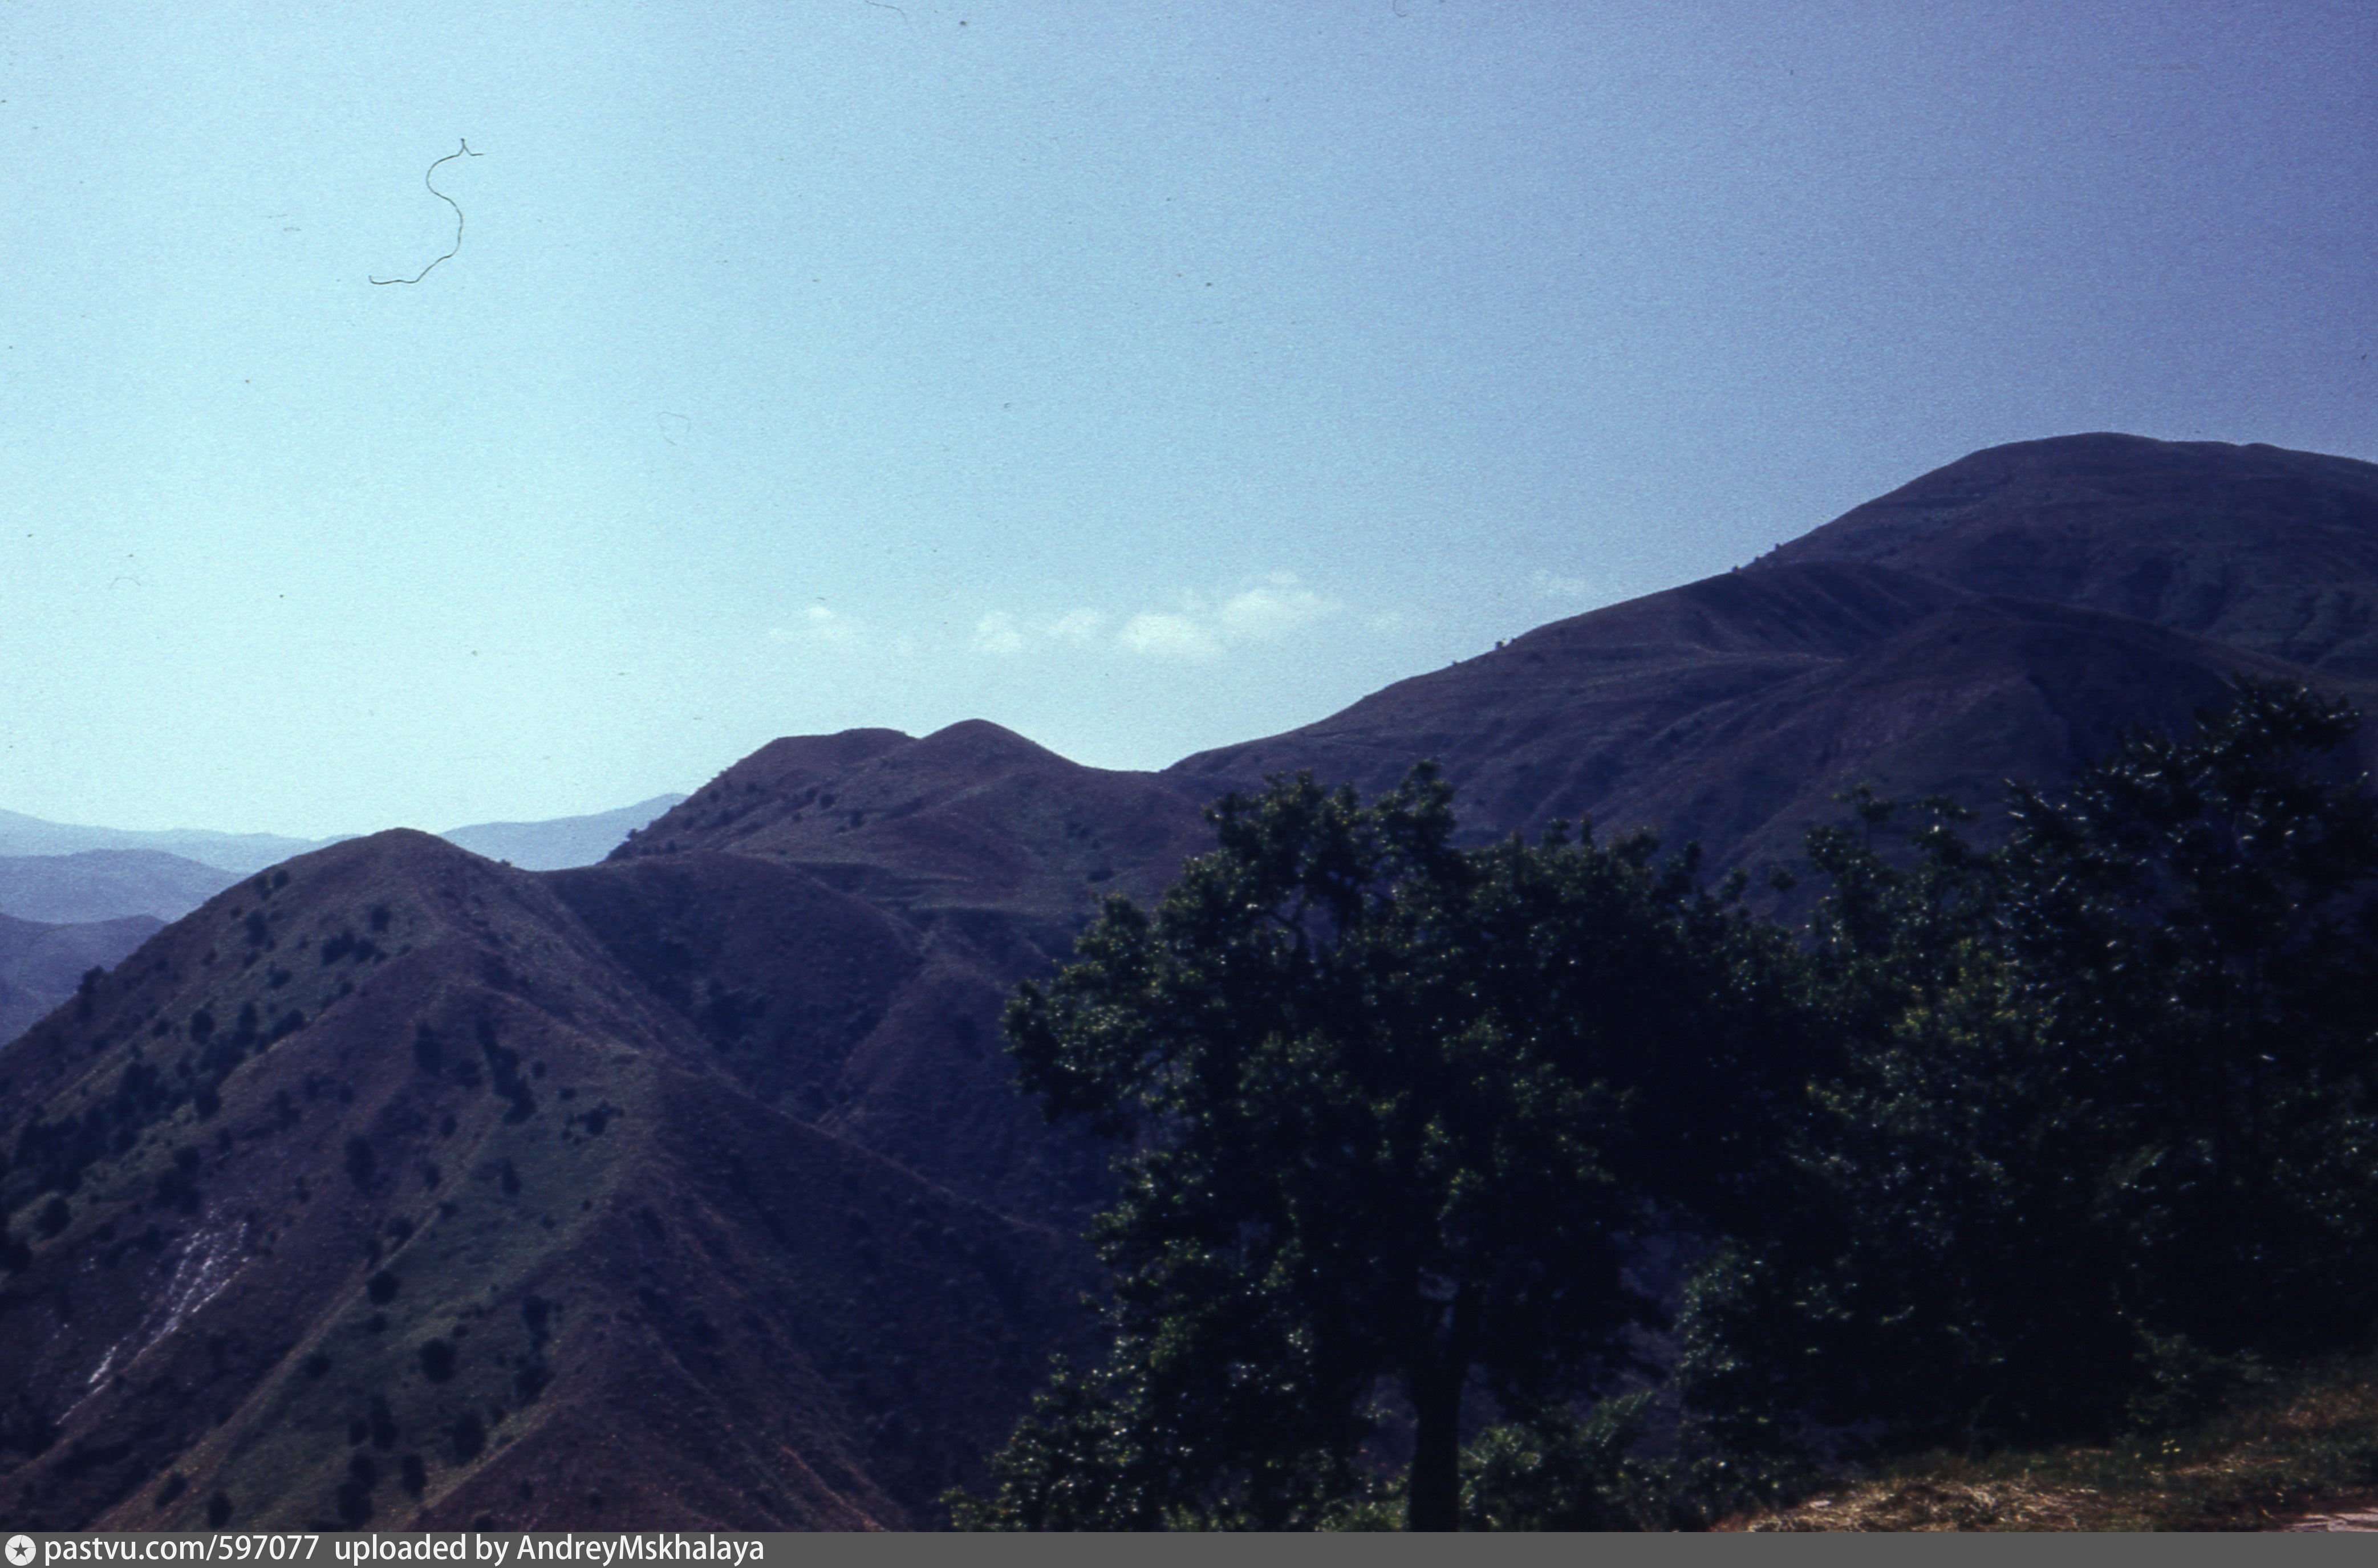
[370,139,484,286]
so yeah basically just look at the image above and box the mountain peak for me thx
[908,718,1066,771]
[1765,434,2378,672]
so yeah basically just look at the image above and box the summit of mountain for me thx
[1174,435,2378,874]
[1767,433,2378,675]
[616,720,1212,933]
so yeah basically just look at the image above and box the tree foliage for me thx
[959,680,2378,1528]
[1683,679,2378,1444]
[955,766,1812,1529]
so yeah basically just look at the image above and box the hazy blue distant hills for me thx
[0,796,690,925]
[0,798,690,1049]
[0,810,331,873]
[438,794,688,870]
[0,850,244,924]
[0,799,689,885]
[0,911,164,1043]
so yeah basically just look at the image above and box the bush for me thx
[1682,680,2378,1447]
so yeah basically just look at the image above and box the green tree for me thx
[1682,679,2378,1444]
[956,767,1816,1530]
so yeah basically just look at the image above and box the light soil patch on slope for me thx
[1726,1357,2378,1532]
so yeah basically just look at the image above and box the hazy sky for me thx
[4,2,2373,838]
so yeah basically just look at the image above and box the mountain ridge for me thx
[1175,435,2378,872]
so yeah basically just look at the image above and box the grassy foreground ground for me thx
[1718,1356,2378,1531]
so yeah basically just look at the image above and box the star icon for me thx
[6,1534,35,1566]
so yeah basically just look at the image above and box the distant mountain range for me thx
[436,797,689,873]
[0,796,689,888]
[0,851,246,926]
[0,812,328,875]
[3,434,2374,1530]
[0,912,166,1045]
[0,799,689,1051]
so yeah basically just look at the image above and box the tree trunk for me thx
[1407,1359,1465,1532]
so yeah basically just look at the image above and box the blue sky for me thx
[3,1,2373,837]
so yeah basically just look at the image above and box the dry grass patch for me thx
[1724,1357,2378,1532]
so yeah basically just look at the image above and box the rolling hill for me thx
[0,814,330,876]
[0,852,245,927]
[1175,435,2378,875]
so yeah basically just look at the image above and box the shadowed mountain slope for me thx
[1767,433,2378,675]
[617,720,1212,932]
[0,832,1093,1531]
[1176,437,2378,875]
[588,721,1215,1226]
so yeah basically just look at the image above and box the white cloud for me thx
[1047,607,1107,645]
[1112,573,1340,661]
[1532,570,1596,604]
[1215,576,1337,641]
[1118,611,1225,660]
[971,607,1107,655]
[973,611,1027,656]
[972,576,1341,664]
[769,603,859,646]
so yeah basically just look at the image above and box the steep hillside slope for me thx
[1766,434,2378,675]
[1177,437,2378,874]
[0,726,1202,1529]
[0,833,1092,1531]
